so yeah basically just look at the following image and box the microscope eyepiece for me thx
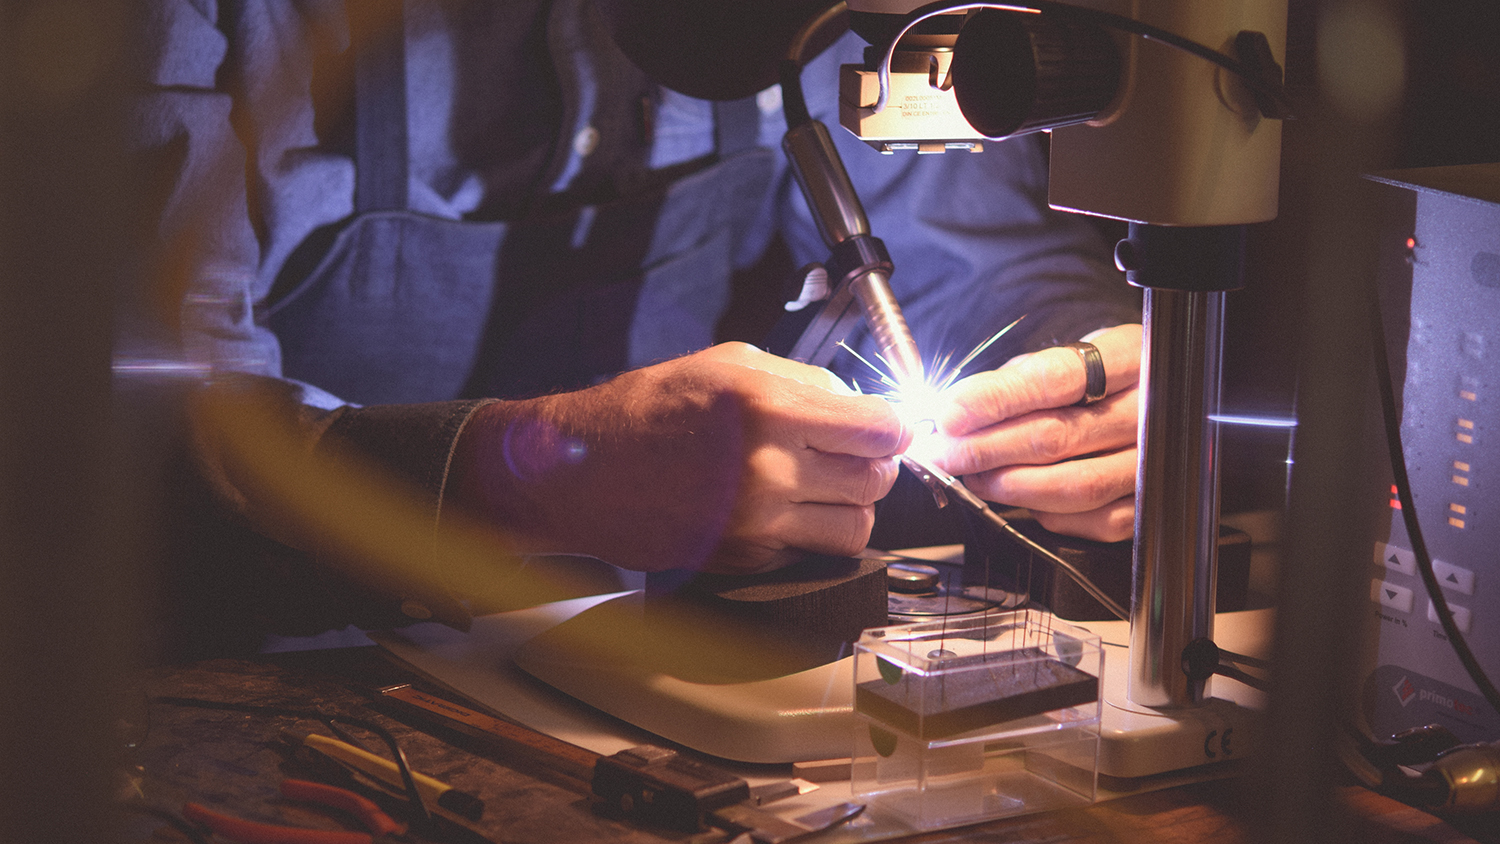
[949,8,1122,139]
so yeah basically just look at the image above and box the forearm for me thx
[443,374,712,564]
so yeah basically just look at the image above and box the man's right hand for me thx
[451,342,910,574]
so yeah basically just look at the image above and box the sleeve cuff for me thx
[318,398,500,630]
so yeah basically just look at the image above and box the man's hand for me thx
[928,323,1142,542]
[453,343,910,574]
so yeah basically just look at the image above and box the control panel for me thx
[1363,164,1500,743]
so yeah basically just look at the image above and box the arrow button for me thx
[1432,559,1474,595]
[1375,542,1417,576]
[1372,579,1415,613]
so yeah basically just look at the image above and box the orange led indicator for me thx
[1449,517,1466,529]
[1458,419,1476,429]
[1455,461,1471,472]
[1451,503,1467,515]
[1454,475,1471,486]
[1460,390,1478,401]
[1458,433,1475,444]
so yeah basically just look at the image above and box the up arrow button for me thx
[1375,542,1418,576]
[1432,560,1475,595]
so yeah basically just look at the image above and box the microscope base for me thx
[514,596,1272,777]
[1077,610,1270,780]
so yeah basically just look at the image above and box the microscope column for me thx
[1119,223,1242,708]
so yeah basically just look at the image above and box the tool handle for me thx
[376,684,599,788]
[295,733,482,820]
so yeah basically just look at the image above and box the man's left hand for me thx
[928,323,1142,542]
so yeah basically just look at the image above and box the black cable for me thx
[779,58,813,128]
[1214,661,1270,694]
[1218,647,1266,674]
[148,696,432,826]
[1183,637,1271,693]
[780,1,851,129]
[1217,647,1271,673]
[1368,288,1500,718]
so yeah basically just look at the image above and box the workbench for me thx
[121,647,1491,844]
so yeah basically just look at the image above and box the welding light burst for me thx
[839,316,1025,462]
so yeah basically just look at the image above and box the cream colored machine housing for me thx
[1047,0,1284,227]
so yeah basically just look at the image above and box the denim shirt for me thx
[134,0,1135,398]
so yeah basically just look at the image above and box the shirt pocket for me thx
[262,211,505,406]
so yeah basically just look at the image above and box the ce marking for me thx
[1204,727,1234,759]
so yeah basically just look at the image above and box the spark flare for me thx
[838,316,1026,461]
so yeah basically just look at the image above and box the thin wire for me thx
[938,537,955,658]
[934,316,1026,393]
[992,509,1128,622]
[902,456,1129,621]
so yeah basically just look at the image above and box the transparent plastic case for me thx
[851,609,1103,829]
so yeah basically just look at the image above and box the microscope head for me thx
[594,1,1286,226]
[840,1,1288,227]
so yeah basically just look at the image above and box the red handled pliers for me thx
[182,778,407,844]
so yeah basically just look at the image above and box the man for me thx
[131,0,1141,650]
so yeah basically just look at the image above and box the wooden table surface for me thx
[120,649,1493,844]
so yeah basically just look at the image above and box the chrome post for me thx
[1129,288,1225,707]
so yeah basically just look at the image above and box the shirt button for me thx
[757,85,783,115]
[573,125,601,157]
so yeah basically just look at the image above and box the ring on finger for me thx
[1063,341,1107,407]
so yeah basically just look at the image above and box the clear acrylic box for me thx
[851,609,1103,829]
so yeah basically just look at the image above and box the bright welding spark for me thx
[838,316,1026,462]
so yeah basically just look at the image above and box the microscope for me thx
[517,0,1289,788]
[806,0,1288,721]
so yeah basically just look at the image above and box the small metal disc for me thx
[886,561,942,594]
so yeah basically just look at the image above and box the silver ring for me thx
[1064,342,1107,406]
